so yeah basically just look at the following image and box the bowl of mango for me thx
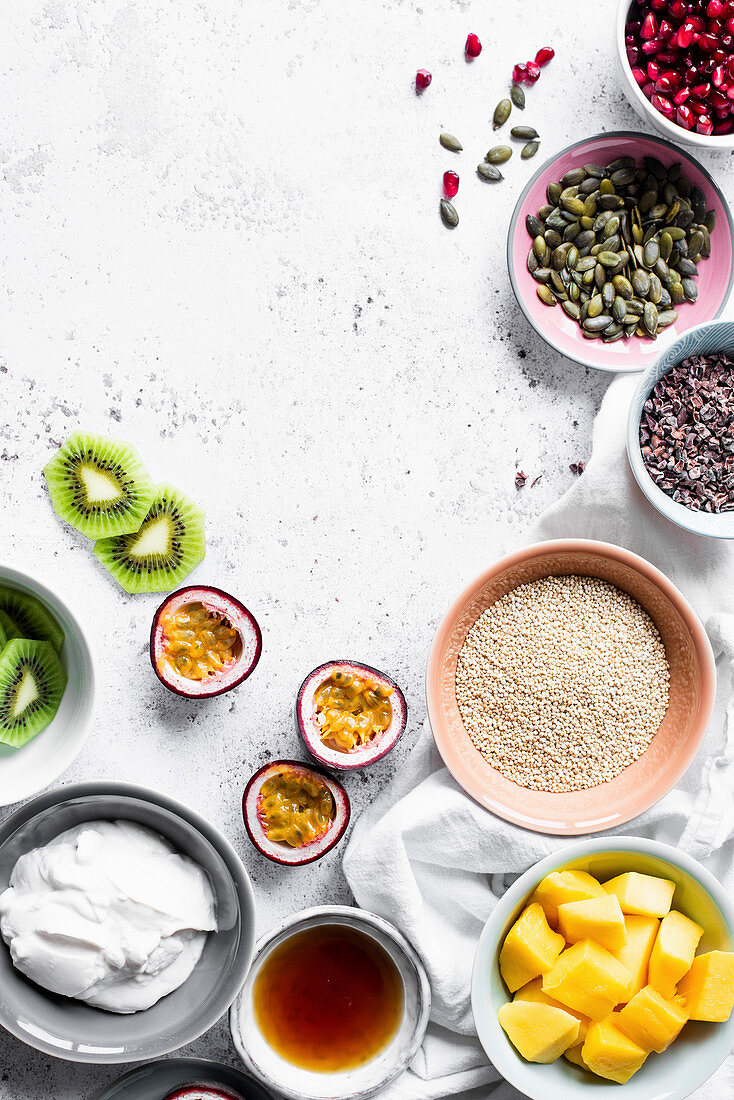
[472,838,734,1099]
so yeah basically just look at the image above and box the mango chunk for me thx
[514,977,590,1041]
[649,910,704,998]
[564,1042,590,1069]
[677,951,734,1022]
[497,1000,580,1063]
[558,894,628,953]
[499,903,565,993]
[532,870,607,927]
[542,940,633,1021]
[582,1014,648,1084]
[610,915,659,1002]
[603,872,675,918]
[617,984,688,1052]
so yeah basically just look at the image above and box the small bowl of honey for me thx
[229,905,431,1100]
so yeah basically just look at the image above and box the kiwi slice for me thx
[44,430,156,539]
[93,483,206,594]
[0,588,64,654]
[0,639,68,748]
[0,610,22,643]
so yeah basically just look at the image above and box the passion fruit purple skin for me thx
[150,585,262,699]
[243,759,350,866]
[296,660,408,771]
[163,1087,245,1100]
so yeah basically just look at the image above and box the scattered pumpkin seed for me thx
[439,133,463,152]
[487,146,512,164]
[477,163,503,182]
[511,125,539,140]
[510,84,525,109]
[440,199,458,228]
[522,140,539,160]
[493,99,512,130]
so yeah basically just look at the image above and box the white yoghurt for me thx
[0,819,217,1013]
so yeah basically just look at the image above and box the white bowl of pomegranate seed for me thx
[617,0,734,148]
[627,318,734,537]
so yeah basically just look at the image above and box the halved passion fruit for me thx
[163,1087,245,1100]
[150,585,262,698]
[296,661,407,770]
[243,759,350,865]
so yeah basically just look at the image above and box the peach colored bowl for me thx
[508,132,734,373]
[426,540,716,835]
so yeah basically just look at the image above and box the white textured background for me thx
[0,1,732,1096]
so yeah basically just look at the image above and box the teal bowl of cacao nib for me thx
[627,320,734,538]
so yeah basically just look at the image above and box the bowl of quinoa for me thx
[426,540,715,835]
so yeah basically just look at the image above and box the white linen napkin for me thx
[343,374,734,1100]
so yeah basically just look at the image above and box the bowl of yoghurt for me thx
[0,782,255,1063]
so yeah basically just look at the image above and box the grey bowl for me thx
[96,1057,272,1100]
[0,782,256,1063]
[627,319,734,539]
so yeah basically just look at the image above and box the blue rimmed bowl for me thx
[627,319,734,539]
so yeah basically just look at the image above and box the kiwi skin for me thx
[0,588,64,654]
[44,430,156,540]
[0,638,68,748]
[93,483,206,594]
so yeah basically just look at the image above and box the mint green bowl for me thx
[472,838,734,1100]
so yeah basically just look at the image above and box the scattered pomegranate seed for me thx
[526,59,541,82]
[442,170,459,199]
[415,68,432,92]
[535,46,555,66]
[465,33,482,58]
[512,62,528,83]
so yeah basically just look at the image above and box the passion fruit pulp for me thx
[296,660,407,770]
[150,585,261,698]
[243,760,350,865]
[163,1087,245,1100]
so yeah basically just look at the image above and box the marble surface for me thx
[0,1,732,1097]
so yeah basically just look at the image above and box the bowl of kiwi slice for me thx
[0,563,96,806]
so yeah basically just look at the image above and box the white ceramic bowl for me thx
[230,905,431,1100]
[616,0,734,150]
[627,319,734,539]
[0,563,96,805]
[472,837,734,1100]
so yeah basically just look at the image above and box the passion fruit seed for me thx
[258,769,335,848]
[158,601,238,681]
[314,671,392,753]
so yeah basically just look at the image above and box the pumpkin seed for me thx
[576,255,596,272]
[612,274,633,299]
[511,125,539,140]
[584,314,613,333]
[677,257,699,277]
[612,297,627,322]
[643,301,658,336]
[671,282,685,305]
[643,240,659,268]
[537,285,556,307]
[526,214,544,238]
[610,168,636,187]
[609,155,636,171]
[682,277,698,302]
[510,84,526,109]
[566,246,579,270]
[551,245,569,271]
[587,294,604,318]
[440,199,459,228]
[439,133,463,152]
[704,209,716,234]
[544,229,563,249]
[659,231,673,262]
[527,249,539,274]
[583,163,606,178]
[644,156,667,179]
[562,300,581,320]
[477,163,503,181]
[532,267,552,284]
[547,182,562,205]
[487,145,512,164]
[631,269,650,298]
[493,99,512,130]
[657,309,678,328]
[648,273,663,304]
[602,282,615,309]
[598,250,621,267]
[522,140,540,160]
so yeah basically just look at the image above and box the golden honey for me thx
[158,601,239,681]
[314,670,392,752]
[257,768,335,848]
[253,924,404,1072]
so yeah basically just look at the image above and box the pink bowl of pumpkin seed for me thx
[507,131,734,373]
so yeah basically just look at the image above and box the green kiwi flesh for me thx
[0,610,22,642]
[0,639,68,748]
[93,483,206,594]
[44,430,156,539]
[0,588,64,654]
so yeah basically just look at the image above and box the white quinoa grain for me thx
[455,575,670,792]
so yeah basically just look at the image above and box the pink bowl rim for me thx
[507,130,734,374]
[425,538,717,835]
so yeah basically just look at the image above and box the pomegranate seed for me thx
[443,171,459,199]
[465,33,482,58]
[689,15,705,32]
[691,80,712,95]
[716,105,731,116]
[712,47,728,62]
[415,68,432,92]
[713,63,727,84]
[526,59,541,82]
[657,51,677,64]
[643,80,656,98]
[690,97,710,112]
[626,21,641,34]
[711,87,730,105]
[669,0,687,18]
[628,46,641,66]
[512,62,528,83]
[674,85,691,102]
[633,66,649,85]
[660,19,674,37]
[651,0,667,9]
[708,0,724,16]
[677,103,695,126]
[697,113,715,131]
[642,37,664,54]
[715,116,734,130]
[648,59,662,79]
[641,12,658,37]
[535,46,555,66]
[677,22,696,47]
[699,31,719,50]
[728,14,734,30]
[651,93,674,116]
[661,68,682,86]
